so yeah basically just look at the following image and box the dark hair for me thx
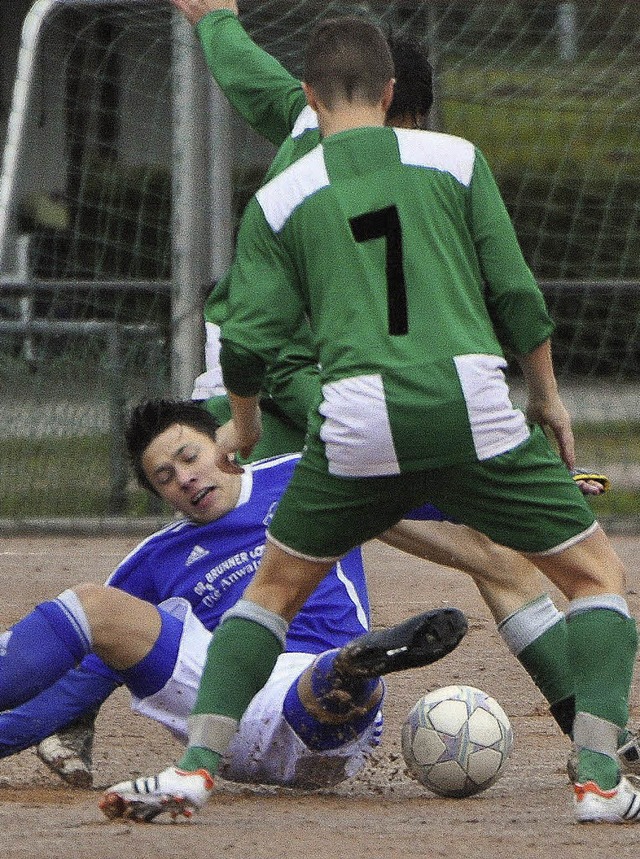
[387,34,434,124]
[304,16,393,108]
[125,399,220,494]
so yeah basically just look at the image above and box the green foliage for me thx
[441,62,640,281]
[0,434,171,518]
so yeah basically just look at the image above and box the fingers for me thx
[214,451,244,474]
[170,0,238,26]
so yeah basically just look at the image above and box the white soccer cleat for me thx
[36,733,93,789]
[574,776,640,823]
[99,766,214,822]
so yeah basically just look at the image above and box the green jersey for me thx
[221,126,554,473]
[197,11,322,428]
[195,11,321,178]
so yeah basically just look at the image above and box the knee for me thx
[73,582,110,623]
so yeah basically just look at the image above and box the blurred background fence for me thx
[0,1,638,528]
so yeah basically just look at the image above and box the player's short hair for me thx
[387,34,434,125]
[304,16,393,108]
[125,399,220,494]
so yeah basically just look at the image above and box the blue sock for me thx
[118,607,182,699]
[310,650,379,714]
[0,589,92,709]
[283,650,382,751]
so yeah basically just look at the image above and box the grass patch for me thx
[573,420,640,459]
[440,63,640,180]
[2,421,639,520]
[563,421,640,518]
[0,434,169,518]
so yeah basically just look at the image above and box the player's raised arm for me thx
[171,0,306,146]
[171,0,238,26]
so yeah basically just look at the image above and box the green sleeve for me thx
[469,149,555,355]
[219,340,266,397]
[220,200,306,397]
[195,11,307,146]
[262,329,321,432]
[203,274,229,326]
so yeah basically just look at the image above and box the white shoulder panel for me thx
[291,105,319,139]
[394,129,476,187]
[256,145,330,232]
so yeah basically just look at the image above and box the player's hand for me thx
[170,0,238,26]
[526,392,576,470]
[214,413,262,473]
[571,469,610,496]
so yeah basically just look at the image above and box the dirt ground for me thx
[2,532,640,858]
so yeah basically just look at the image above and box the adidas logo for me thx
[186,545,210,566]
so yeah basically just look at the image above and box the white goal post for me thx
[0,0,236,396]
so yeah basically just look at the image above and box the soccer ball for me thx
[401,684,513,798]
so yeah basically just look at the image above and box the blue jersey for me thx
[0,454,448,756]
[105,453,370,654]
[0,454,376,759]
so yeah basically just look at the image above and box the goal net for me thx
[0,0,638,522]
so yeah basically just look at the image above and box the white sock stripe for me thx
[497,594,564,656]
[188,713,238,755]
[221,598,288,648]
[566,593,630,619]
[573,711,620,759]
[54,588,93,651]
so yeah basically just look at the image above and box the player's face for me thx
[142,423,242,523]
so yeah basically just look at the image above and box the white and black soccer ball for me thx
[401,684,513,798]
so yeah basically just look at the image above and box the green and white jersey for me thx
[197,10,322,424]
[221,126,554,474]
[195,11,321,176]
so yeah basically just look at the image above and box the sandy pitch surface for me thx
[2,533,640,858]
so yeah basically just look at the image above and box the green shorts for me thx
[267,424,597,559]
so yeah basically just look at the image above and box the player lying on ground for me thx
[104,16,640,825]
[0,399,466,812]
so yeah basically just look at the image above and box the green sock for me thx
[179,745,222,776]
[178,616,284,775]
[517,619,575,733]
[568,609,638,789]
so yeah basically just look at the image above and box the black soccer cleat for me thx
[332,607,468,679]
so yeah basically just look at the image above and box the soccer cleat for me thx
[332,607,467,679]
[36,712,97,788]
[574,776,640,823]
[99,766,214,822]
[616,733,640,775]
